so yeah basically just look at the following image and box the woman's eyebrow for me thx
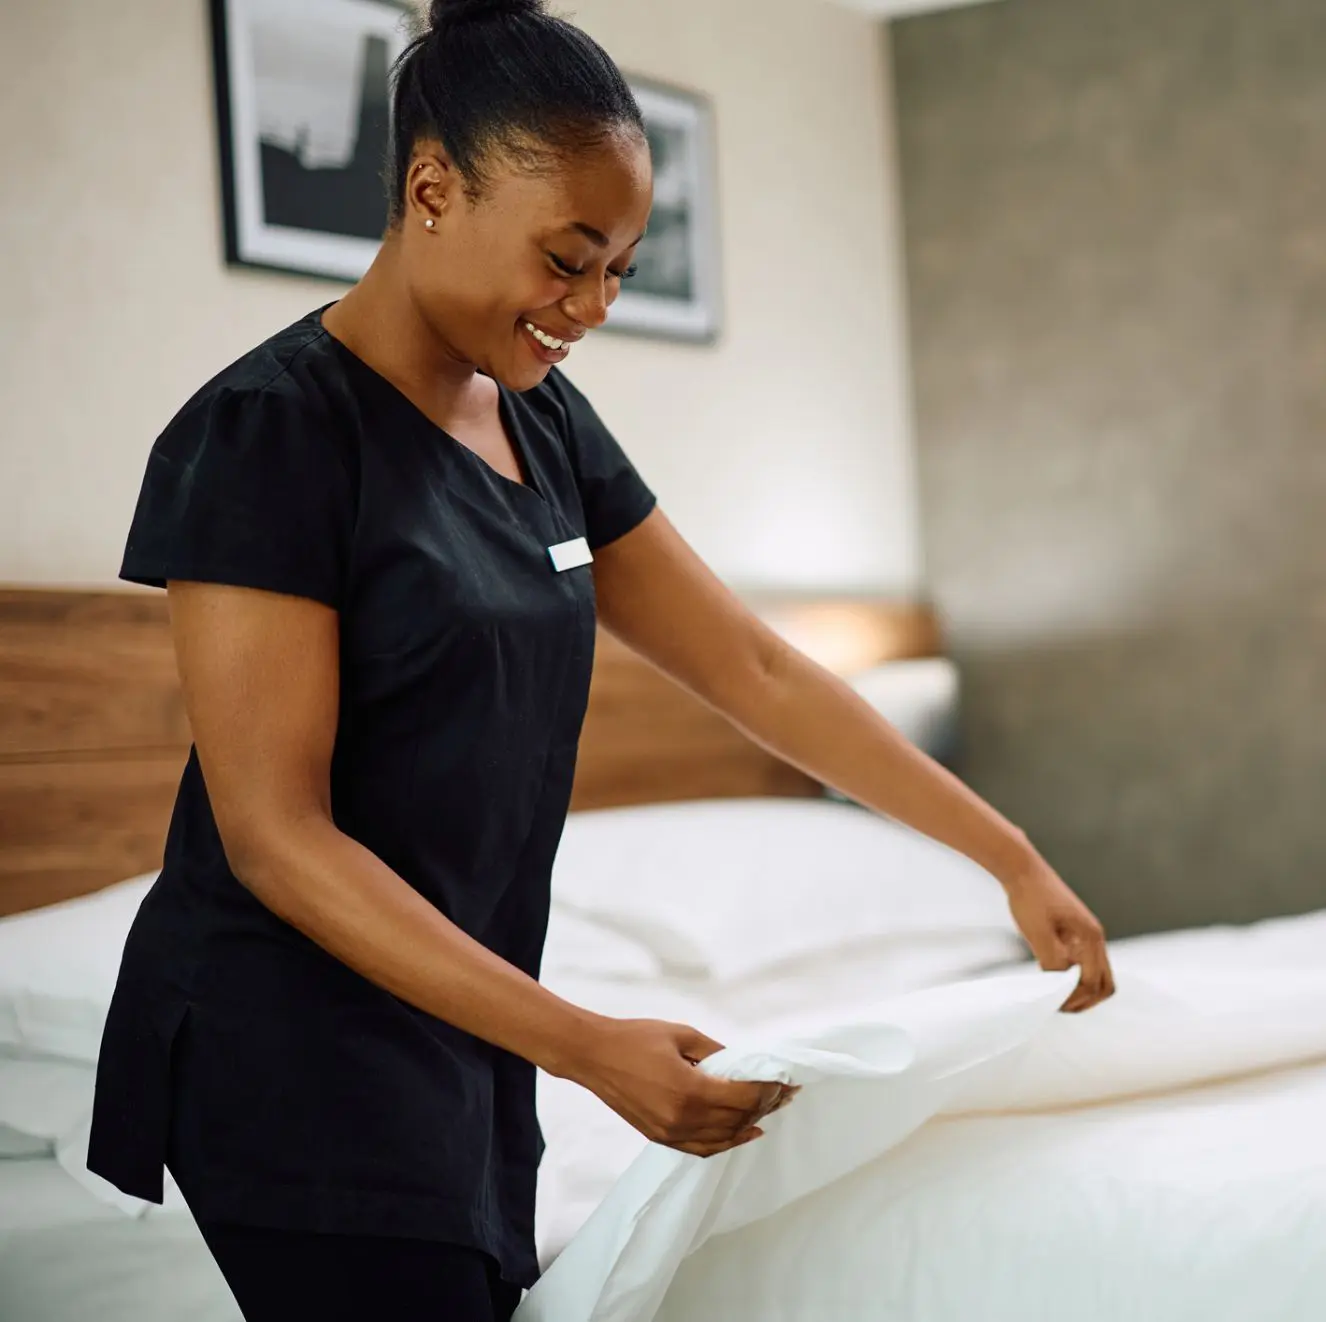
[568,222,648,248]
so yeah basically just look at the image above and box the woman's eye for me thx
[550,255,637,281]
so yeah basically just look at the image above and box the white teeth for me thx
[525,322,568,351]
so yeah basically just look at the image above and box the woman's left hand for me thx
[1003,855,1115,1013]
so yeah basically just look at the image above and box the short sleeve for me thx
[120,383,356,610]
[543,369,657,550]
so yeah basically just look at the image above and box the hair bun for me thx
[429,0,544,26]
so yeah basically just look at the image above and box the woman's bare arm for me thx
[592,511,1114,1012]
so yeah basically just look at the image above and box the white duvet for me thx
[524,924,1326,1322]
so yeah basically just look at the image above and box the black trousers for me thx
[196,1222,524,1322]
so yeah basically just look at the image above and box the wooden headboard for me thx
[0,587,941,917]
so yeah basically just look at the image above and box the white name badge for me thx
[547,537,594,573]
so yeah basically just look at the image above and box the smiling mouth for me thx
[523,321,576,352]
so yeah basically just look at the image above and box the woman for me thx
[88,1,1114,1318]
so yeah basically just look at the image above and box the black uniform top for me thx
[86,307,656,1289]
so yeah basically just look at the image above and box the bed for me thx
[2,586,1324,1322]
[0,585,948,1318]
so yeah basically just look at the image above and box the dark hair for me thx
[387,0,645,220]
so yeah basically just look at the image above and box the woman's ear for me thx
[404,143,461,231]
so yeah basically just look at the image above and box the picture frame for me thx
[613,77,724,344]
[210,0,412,283]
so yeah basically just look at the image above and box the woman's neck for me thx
[322,240,480,410]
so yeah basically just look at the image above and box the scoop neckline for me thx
[314,305,548,507]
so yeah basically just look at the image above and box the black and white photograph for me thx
[211,0,411,282]
[612,77,723,343]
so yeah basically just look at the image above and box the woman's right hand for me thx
[565,1017,796,1158]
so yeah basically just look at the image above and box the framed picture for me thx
[210,0,411,283]
[613,78,723,344]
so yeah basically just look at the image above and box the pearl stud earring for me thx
[425,219,435,230]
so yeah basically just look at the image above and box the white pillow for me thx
[551,799,1019,982]
[0,873,156,1063]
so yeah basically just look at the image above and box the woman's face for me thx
[403,128,653,390]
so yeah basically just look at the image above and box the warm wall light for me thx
[750,598,942,677]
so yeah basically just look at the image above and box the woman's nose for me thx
[562,278,611,331]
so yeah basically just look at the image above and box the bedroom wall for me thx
[892,0,1326,933]
[0,0,919,596]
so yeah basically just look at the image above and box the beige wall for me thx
[0,0,918,594]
